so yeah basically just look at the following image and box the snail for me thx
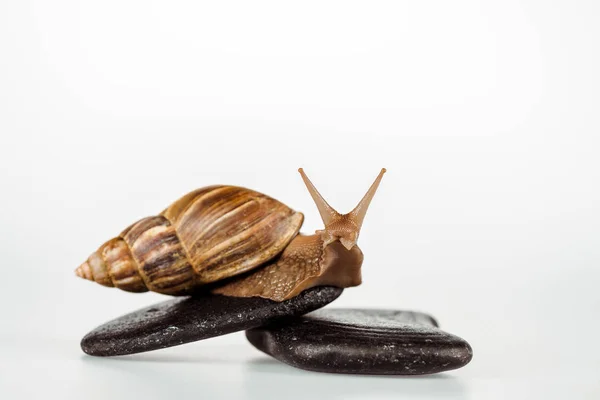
[76,168,386,301]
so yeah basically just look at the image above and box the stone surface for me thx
[81,286,343,356]
[246,308,473,375]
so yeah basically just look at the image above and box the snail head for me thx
[298,168,386,250]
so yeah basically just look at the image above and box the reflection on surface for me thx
[242,358,467,400]
[72,341,468,400]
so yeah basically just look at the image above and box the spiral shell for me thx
[75,185,304,295]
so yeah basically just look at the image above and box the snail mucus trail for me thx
[76,169,386,301]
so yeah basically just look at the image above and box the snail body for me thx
[76,169,386,301]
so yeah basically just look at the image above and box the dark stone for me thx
[246,308,473,375]
[81,286,343,356]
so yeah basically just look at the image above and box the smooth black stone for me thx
[246,308,472,375]
[81,286,343,357]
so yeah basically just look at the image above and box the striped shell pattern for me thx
[75,186,304,295]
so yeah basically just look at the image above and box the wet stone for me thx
[246,308,473,375]
[81,286,343,357]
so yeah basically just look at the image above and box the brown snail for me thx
[75,168,386,301]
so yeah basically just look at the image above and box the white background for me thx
[1,1,599,399]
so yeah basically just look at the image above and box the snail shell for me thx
[75,186,303,295]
